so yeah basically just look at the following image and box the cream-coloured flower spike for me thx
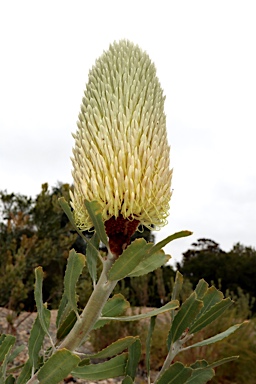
[71,40,172,235]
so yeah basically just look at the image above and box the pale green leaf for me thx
[86,232,99,284]
[148,231,192,257]
[72,353,128,380]
[168,293,203,347]
[85,200,108,246]
[85,336,139,359]
[156,362,192,384]
[185,367,215,383]
[34,267,51,338]
[37,349,80,384]
[57,310,77,341]
[16,360,32,384]
[183,323,243,350]
[171,271,184,301]
[196,286,224,316]
[101,300,179,322]
[58,197,77,228]
[64,249,85,316]
[0,335,15,363]
[0,344,13,383]
[28,315,47,369]
[94,294,130,329]
[194,280,209,300]
[128,250,170,277]
[108,238,153,281]
[190,360,208,369]
[125,339,141,380]
[7,344,25,363]
[208,355,239,369]
[146,316,156,376]
[189,298,233,334]
[59,197,98,253]
[56,294,68,328]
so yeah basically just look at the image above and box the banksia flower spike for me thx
[71,40,172,255]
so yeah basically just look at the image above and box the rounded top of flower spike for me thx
[71,40,172,233]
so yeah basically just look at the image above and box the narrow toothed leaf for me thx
[108,238,153,281]
[85,200,109,246]
[72,353,128,380]
[63,249,85,317]
[168,292,203,347]
[128,250,170,277]
[84,336,139,359]
[34,267,51,341]
[37,349,80,384]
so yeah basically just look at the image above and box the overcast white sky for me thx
[1,1,256,265]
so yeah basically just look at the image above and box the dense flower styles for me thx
[71,40,172,232]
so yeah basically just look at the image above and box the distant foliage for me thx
[177,238,256,313]
[0,183,77,310]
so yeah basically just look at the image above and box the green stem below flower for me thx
[59,255,118,352]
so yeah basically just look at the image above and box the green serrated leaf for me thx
[16,360,32,384]
[195,286,224,319]
[168,293,203,347]
[77,358,90,367]
[64,249,85,316]
[208,355,239,369]
[186,367,215,383]
[73,353,128,380]
[171,271,184,301]
[183,323,243,350]
[189,298,233,334]
[125,339,141,380]
[59,198,96,250]
[0,344,13,383]
[86,232,100,284]
[85,200,109,246]
[148,231,192,257]
[37,349,80,384]
[7,344,25,364]
[85,336,139,359]
[101,300,179,322]
[56,294,68,328]
[190,360,209,369]
[146,316,156,376]
[128,250,170,277]
[59,197,77,228]
[0,335,15,363]
[34,267,51,338]
[156,362,192,384]
[28,315,47,369]
[108,238,153,281]
[57,310,77,341]
[94,294,130,329]
[194,280,209,300]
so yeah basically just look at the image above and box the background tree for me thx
[0,183,77,310]
[178,238,256,313]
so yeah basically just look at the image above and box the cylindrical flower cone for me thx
[71,40,172,256]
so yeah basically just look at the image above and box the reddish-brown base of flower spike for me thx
[105,216,140,257]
